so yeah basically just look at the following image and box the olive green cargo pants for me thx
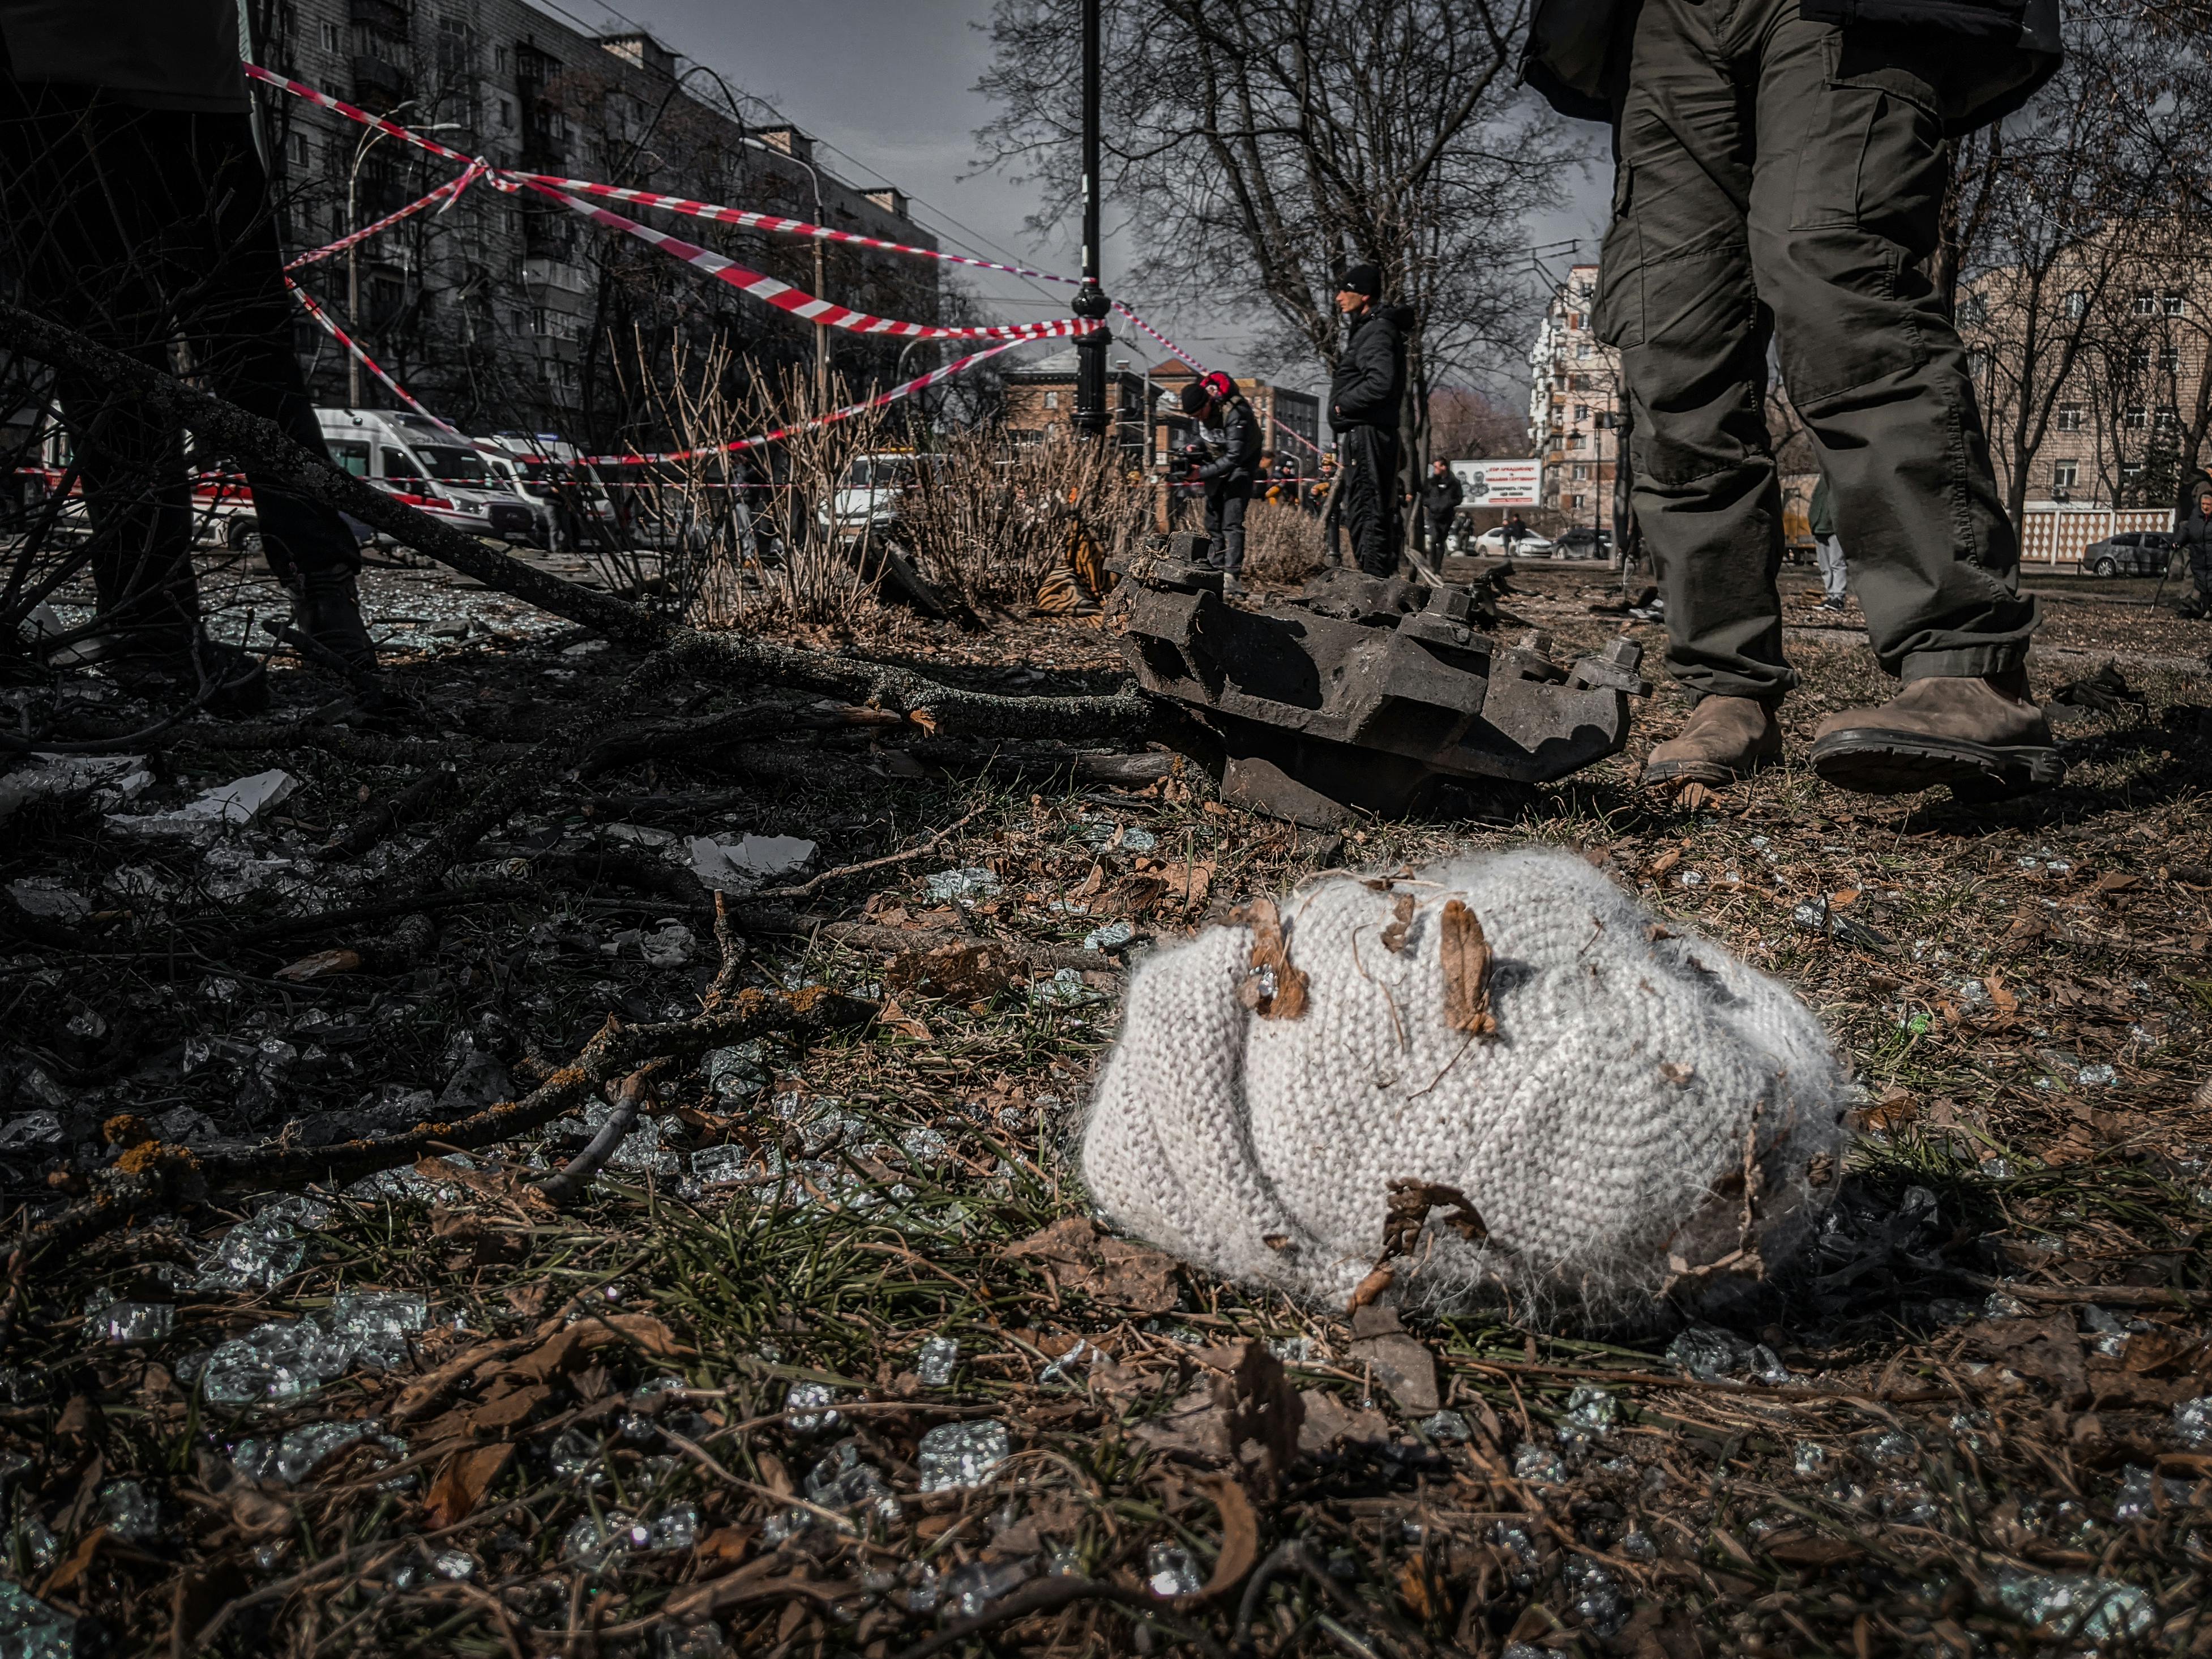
[1594,0,2037,700]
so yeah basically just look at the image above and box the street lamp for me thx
[347,106,461,407]
[1069,0,1113,440]
[735,130,830,408]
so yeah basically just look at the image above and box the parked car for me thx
[1553,525,1612,559]
[2082,531,2176,578]
[1469,524,1556,557]
[817,451,946,541]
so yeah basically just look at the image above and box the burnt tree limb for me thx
[0,299,661,646]
[634,632,1156,742]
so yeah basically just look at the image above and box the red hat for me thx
[1201,371,1236,401]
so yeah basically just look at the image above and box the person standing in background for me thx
[1327,263,1410,580]
[1809,474,1848,613]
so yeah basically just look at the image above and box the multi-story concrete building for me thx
[1525,263,1621,528]
[249,0,939,450]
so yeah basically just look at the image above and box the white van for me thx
[474,433,618,551]
[315,408,542,544]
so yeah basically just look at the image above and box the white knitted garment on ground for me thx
[1080,849,1850,1326]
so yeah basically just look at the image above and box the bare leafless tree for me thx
[975,0,1576,507]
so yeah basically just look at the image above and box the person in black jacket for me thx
[1421,459,1464,557]
[2178,486,2212,621]
[1327,264,1410,579]
[1521,0,2068,801]
[1179,371,1262,596]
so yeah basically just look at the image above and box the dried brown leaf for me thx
[1437,899,1497,1037]
[1659,1061,1695,1087]
[273,948,361,982]
[1381,1178,1490,1259]
[1231,896,1308,1019]
[1346,1263,1394,1314]
[423,1444,512,1530]
[1380,892,1416,955]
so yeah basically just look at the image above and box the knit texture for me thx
[1080,849,1850,1327]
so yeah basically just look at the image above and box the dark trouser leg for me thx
[1217,489,1248,573]
[1597,0,1790,703]
[1341,427,1399,578]
[1426,512,1453,554]
[1203,486,1225,565]
[0,83,201,649]
[1747,20,2033,681]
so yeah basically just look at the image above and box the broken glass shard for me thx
[916,1419,1011,1492]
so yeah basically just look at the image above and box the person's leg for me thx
[1744,11,2053,794]
[162,112,376,674]
[1341,430,1393,578]
[1596,0,1786,785]
[1817,536,1848,602]
[1598,0,1791,705]
[1218,488,1247,584]
[0,85,208,656]
[1203,486,1226,567]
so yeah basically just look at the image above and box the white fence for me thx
[2017,502,2174,565]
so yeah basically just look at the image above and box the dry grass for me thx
[1241,499,1326,587]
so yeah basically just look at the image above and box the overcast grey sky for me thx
[524,0,1610,395]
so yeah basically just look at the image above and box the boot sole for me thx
[1640,750,1781,790]
[1809,729,2064,799]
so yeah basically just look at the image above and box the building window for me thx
[499,98,515,131]
[2052,460,2079,489]
[2157,405,2179,429]
[1958,293,1988,327]
[1043,390,1059,411]
[2125,405,2147,429]
[1574,404,1588,421]
[2056,403,2083,431]
[1573,464,1590,481]
[495,45,511,73]
[319,22,340,52]
[2123,462,2144,480]
[2163,293,2184,317]
[1571,494,1587,510]
[2160,345,2181,373]
[2064,290,2087,319]
[2133,291,2157,316]
[287,131,311,166]
[2130,346,2152,372]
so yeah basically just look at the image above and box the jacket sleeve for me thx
[1445,472,1464,508]
[1196,404,1262,481]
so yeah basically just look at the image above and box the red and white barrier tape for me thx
[286,174,474,271]
[1270,416,1325,457]
[580,334,1051,467]
[286,280,465,436]
[292,268,1067,468]
[510,171,1080,288]
[516,178,1089,342]
[245,63,480,167]
[1113,305,1206,373]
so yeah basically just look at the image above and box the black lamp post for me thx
[1070,0,1113,441]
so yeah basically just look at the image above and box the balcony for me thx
[350,54,410,112]
[349,0,410,40]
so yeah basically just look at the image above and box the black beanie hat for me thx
[1177,380,1212,415]
[1336,262,1381,298]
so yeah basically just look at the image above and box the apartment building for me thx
[252,0,939,447]
[1525,263,1621,526]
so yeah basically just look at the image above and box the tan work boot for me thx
[1640,695,1783,789]
[1809,670,2063,799]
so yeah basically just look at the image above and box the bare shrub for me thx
[899,430,1154,609]
[618,343,897,630]
[1242,499,1324,587]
